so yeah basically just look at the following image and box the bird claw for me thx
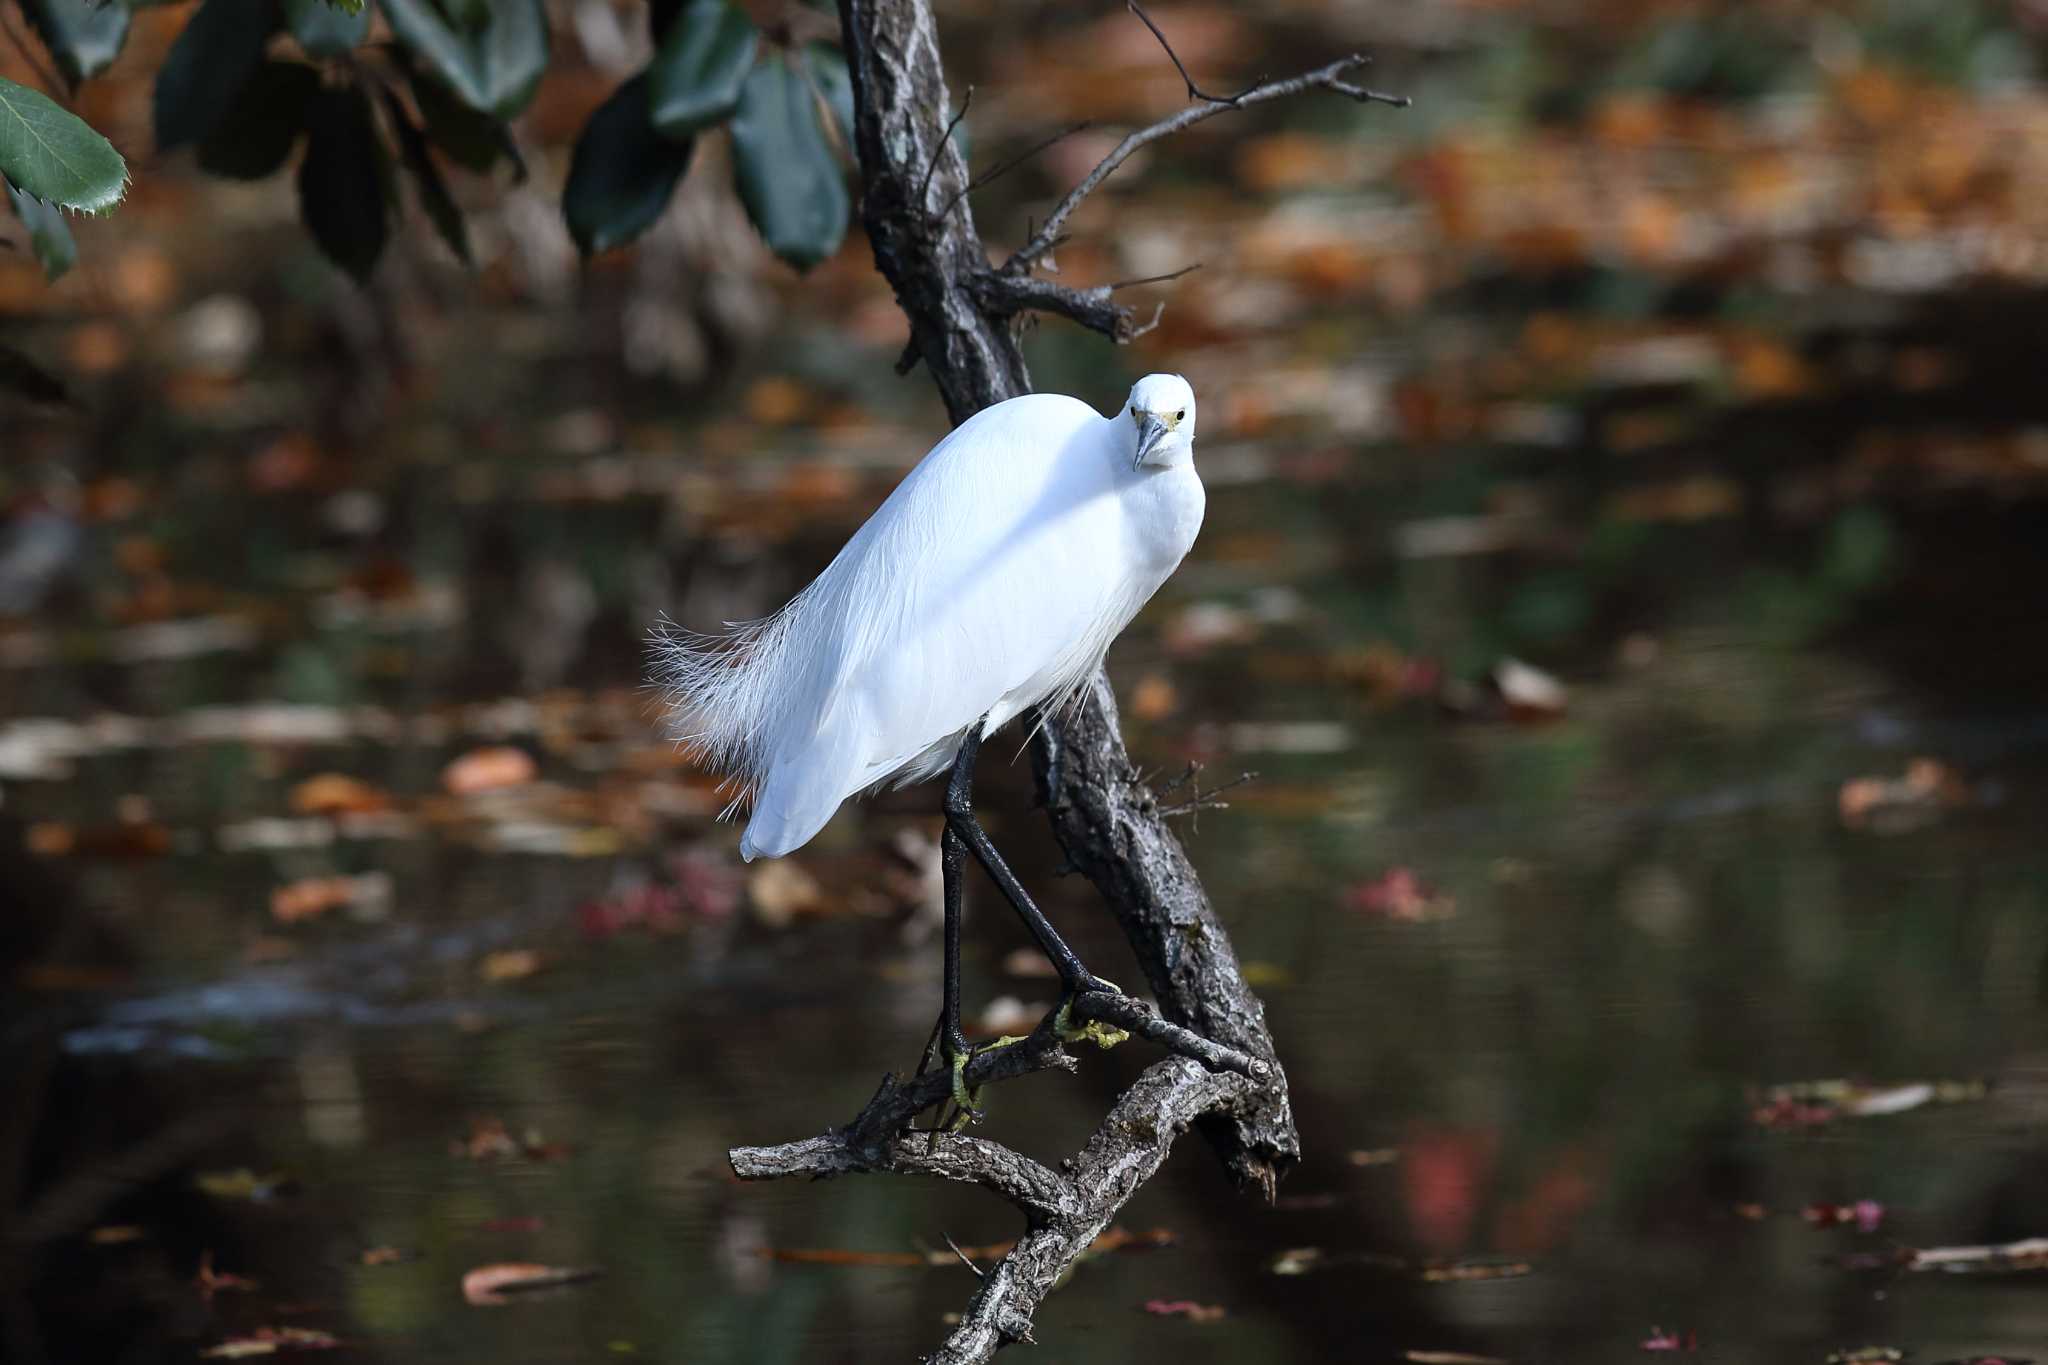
[1052,975,1130,1048]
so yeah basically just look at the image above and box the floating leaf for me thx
[201,1327,340,1358]
[379,0,549,118]
[1908,1235,2048,1275]
[461,1263,602,1306]
[297,85,389,281]
[195,1168,293,1202]
[648,0,757,139]
[442,744,536,793]
[730,55,848,270]
[1640,1327,1697,1352]
[288,773,392,816]
[380,89,471,264]
[282,0,369,59]
[563,73,693,256]
[197,61,319,181]
[0,76,128,212]
[1141,1299,1226,1323]
[153,0,274,152]
[6,180,77,280]
[19,0,131,86]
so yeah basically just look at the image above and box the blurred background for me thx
[6,0,2048,1360]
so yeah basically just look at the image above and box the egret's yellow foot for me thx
[938,1033,1032,1133]
[1052,977,1130,1049]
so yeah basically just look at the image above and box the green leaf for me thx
[380,0,549,118]
[379,89,470,264]
[297,85,388,280]
[564,73,693,257]
[19,0,132,87]
[0,76,128,213]
[404,65,517,175]
[806,43,854,147]
[322,0,366,13]
[282,0,369,58]
[197,61,318,180]
[437,0,489,30]
[154,0,274,151]
[648,0,756,139]
[6,179,78,280]
[730,55,847,271]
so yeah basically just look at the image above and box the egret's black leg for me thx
[913,808,978,1133]
[944,721,1120,1001]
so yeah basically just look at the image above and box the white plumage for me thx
[655,374,1204,861]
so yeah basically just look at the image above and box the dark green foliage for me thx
[379,0,549,118]
[380,89,472,264]
[437,0,490,30]
[0,76,127,212]
[564,73,694,257]
[6,179,78,281]
[297,86,389,280]
[648,0,758,138]
[730,55,848,271]
[153,0,275,151]
[407,66,520,176]
[282,0,370,59]
[19,0,131,87]
[197,61,320,180]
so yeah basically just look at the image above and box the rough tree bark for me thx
[729,2,1402,1358]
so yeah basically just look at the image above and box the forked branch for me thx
[1001,8,1406,277]
[734,1055,1269,1365]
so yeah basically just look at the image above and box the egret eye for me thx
[1175,409,1186,421]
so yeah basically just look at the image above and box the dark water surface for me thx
[7,420,2048,1363]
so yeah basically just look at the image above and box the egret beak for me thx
[1133,412,1168,469]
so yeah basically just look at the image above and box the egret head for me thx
[1124,374,1197,470]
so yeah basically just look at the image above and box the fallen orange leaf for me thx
[461,1262,602,1306]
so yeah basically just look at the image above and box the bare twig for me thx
[933,119,1094,225]
[916,84,974,215]
[1126,0,1262,106]
[1105,262,1203,291]
[943,1232,986,1278]
[967,268,1192,344]
[1002,54,1406,275]
[1157,771,1257,831]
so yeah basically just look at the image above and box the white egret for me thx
[655,373,1203,1112]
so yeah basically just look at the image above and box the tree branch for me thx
[1002,55,1406,276]
[966,266,1199,343]
[747,1,1393,1355]
[737,1056,1266,1365]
